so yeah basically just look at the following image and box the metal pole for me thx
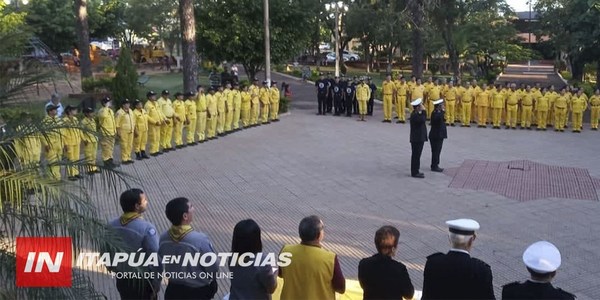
[334,10,340,77]
[528,1,532,71]
[264,0,271,85]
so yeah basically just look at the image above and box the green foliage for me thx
[111,48,139,106]
[561,71,573,80]
[0,106,44,126]
[279,96,290,113]
[25,0,76,52]
[0,3,29,54]
[82,77,113,93]
[196,0,317,80]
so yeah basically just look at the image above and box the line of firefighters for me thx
[13,79,282,181]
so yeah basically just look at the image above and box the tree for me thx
[408,0,426,78]
[179,0,197,93]
[112,48,138,107]
[74,0,92,79]
[196,0,315,80]
[25,0,75,52]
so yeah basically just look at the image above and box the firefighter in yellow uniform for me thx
[475,84,490,127]
[241,85,252,127]
[132,100,150,160]
[224,83,234,132]
[206,87,218,139]
[195,86,208,142]
[158,90,174,151]
[460,86,473,127]
[115,99,135,164]
[356,78,371,121]
[564,87,573,124]
[250,79,261,126]
[423,77,434,118]
[590,89,600,130]
[427,80,441,119]
[42,105,64,180]
[259,81,271,123]
[520,87,534,129]
[382,75,394,122]
[215,86,226,135]
[233,83,243,128]
[505,84,520,129]
[185,91,198,144]
[531,85,543,125]
[98,97,117,166]
[553,89,568,132]
[269,81,280,121]
[172,92,186,147]
[456,81,467,123]
[445,81,457,126]
[394,76,408,123]
[571,89,587,132]
[468,81,481,124]
[546,85,558,127]
[490,85,505,129]
[62,106,82,180]
[144,91,164,156]
[81,107,99,172]
[535,88,550,130]
[410,79,425,103]
[14,113,42,168]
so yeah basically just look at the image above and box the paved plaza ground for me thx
[89,72,600,300]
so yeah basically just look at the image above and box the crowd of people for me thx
[315,74,600,132]
[110,188,575,300]
[14,79,283,181]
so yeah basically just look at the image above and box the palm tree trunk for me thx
[74,0,92,79]
[409,0,425,78]
[179,0,198,93]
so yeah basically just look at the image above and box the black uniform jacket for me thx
[358,253,415,300]
[410,110,428,143]
[429,109,448,140]
[502,280,575,300]
[422,250,495,300]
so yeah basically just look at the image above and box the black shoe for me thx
[122,160,134,165]
[135,152,142,160]
[394,116,398,119]
[150,152,160,157]
[68,176,78,181]
[396,120,402,124]
[431,167,444,172]
[412,173,425,178]
[141,151,150,159]
[87,171,97,175]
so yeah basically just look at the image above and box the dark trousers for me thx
[367,98,374,115]
[411,142,424,176]
[164,280,218,300]
[334,96,343,115]
[353,99,359,114]
[317,94,327,114]
[326,94,333,113]
[116,278,157,300]
[430,139,444,168]
[346,98,353,116]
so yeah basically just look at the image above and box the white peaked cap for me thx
[433,99,444,105]
[523,241,562,273]
[411,98,423,106]
[446,219,480,235]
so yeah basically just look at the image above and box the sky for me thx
[506,0,536,12]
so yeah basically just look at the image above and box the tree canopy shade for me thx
[196,0,318,80]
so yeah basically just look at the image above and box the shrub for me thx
[111,48,139,108]
[279,96,290,113]
[560,71,572,80]
[82,77,113,93]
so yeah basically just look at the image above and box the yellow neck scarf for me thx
[168,225,193,242]
[119,212,141,226]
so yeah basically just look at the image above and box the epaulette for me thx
[426,252,444,259]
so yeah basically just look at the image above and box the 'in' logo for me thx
[16,237,72,287]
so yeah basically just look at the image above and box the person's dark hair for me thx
[374,226,400,255]
[231,219,263,254]
[299,215,323,243]
[119,189,144,212]
[527,267,556,281]
[165,197,190,226]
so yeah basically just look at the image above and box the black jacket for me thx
[429,109,448,140]
[502,280,575,300]
[410,110,428,143]
[422,251,495,300]
[358,253,415,300]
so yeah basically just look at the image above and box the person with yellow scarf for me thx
[63,105,82,180]
[195,85,208,142]
[81,107,100,173]
[98,97,116,167]
[132,100,150,160]
[115,99,136,164]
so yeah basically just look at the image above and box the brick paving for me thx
[86,71,600,300]
[446,160,600,201]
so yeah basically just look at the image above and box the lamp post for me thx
[264,0,271,85]
[325,1,348,77]
[527,0,532,71]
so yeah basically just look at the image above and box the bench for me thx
[137,74,150,86]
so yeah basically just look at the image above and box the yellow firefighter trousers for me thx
[119,131,133,162]
[148,125,161,154]
[133,130,147,153]
[161,120,173,149]
[196,112,207,141]
[383,95,392,121]
[173,120,184,146]
[100,135,115,161]
[186,119,197,143]
[83,141,98,172]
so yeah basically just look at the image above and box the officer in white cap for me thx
[429,99,447,172]
[502,241,575,299]
[422,218,495,300]
[409,98,427,178]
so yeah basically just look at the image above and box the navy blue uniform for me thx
[429,109,447,170]
[410,110,428,176]
[502,280,575,300]
[315,79,329,115]
[331,82,344,115]
[368,82,377,115]
[326,77,335,113]
[344,84,356,117]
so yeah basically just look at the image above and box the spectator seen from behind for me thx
[358,225,415,300]
[228,219,277,300]
[279,215,345,300]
